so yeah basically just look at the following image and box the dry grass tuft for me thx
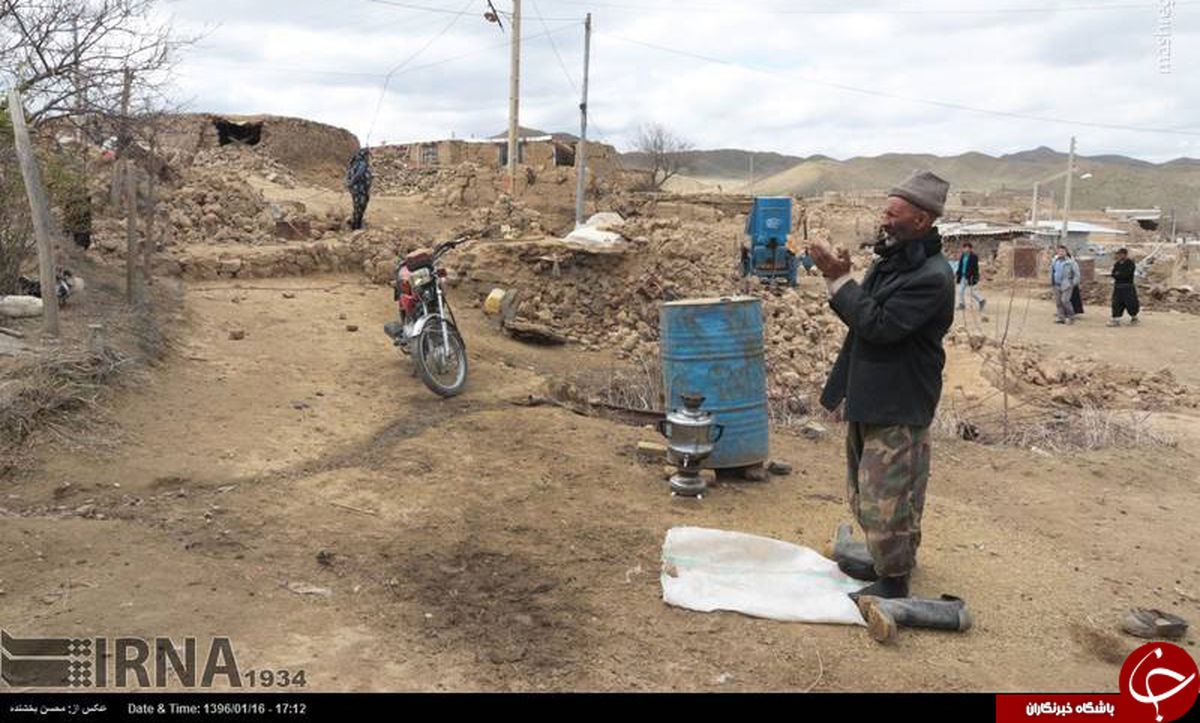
[0,345,140,445]
[935,403,1176,451]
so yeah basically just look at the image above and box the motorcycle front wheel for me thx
[414,318,468,397]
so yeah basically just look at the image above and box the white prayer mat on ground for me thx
[661,526,868,625]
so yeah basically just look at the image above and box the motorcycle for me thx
[383,236,471,397]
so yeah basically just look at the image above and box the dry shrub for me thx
[935,404,1176,452]
[566,353,663,412]
[0,346,138,445]
[1007,406,1176,452]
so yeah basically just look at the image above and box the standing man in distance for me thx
[1109,248,1141,326]
[808,170,956,600]
[955,241,985,311]
[345,148,373,231]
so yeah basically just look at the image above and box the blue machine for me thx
[660,297,769,470]
[742,196,798,286]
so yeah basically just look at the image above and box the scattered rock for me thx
[503,318,568,345]
[74,504,96,518]
[636,441,668,463]
[742,465,769,482]
[802,421,829,441]
[714,673,733,686]
[767,459,793,475]
[53,483,73,499]
[316,550,335,567]
[285,581,333,597]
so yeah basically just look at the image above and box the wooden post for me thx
[118,68,138,304]
[7,88,60,338]
[506,0,521,190]
[143,140,155,290]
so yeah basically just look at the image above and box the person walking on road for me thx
[1109,248,1140,326]
[1051,245,1081,325]
[955,241,985,311]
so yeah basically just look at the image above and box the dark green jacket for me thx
[820,229,955,427]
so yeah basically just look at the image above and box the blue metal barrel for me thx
[660,297,769,469]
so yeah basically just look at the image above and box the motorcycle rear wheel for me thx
[414,318,468,397]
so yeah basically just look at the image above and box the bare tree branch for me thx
[633,122,693,191]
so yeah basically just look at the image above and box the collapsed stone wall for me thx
[947,327,1197,410]
[164,229,424,283]
[157,113,360,188]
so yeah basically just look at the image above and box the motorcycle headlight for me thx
[411,268,432,287]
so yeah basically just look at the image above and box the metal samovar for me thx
[658,393,724,498]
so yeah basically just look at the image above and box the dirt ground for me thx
[1,273,1197,692]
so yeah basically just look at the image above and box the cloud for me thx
[165,0,1200,161]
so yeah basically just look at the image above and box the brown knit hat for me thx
[888,170,950,218]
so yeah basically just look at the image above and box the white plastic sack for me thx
[661,526,868,625]
[0,295,43,319]
[584,211,625,231]
[563,225,627,252]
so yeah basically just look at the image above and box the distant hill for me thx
[622,148,805,181]
[621,146,1200,214]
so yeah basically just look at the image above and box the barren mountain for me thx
[624,146,1200,217]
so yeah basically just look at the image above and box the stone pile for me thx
[947,328,1198,410]
[454,216,847,411]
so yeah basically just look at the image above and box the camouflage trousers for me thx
[845,421,932,577]
[350,191,369,231]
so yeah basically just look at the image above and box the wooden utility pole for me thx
[143,142,155,289]
[506,0,521,189]
[7,88,60,338]
[574,13,591,228]
[118,67,139,304]
[1059,135,1076,246]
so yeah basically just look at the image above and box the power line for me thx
[366,0,476,143]
[391,23,577,78]
[531,0,579,93]
[533,0,1200,16]
[179,61,391,79]
[178,23,579,83]
[602,32,1200,137]
[367,0,487,16]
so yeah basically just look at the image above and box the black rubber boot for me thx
[848,574,910,601]
[829,524,878,582]
[856,594,973,643]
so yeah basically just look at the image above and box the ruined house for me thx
[386,126,620,179]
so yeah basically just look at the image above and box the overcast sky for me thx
[165,0,1199,162]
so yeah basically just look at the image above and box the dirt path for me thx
[245,177,459,238]
[956,291,1200,387]
[1,275,1197,691]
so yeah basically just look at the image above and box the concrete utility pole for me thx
[1059,135,1076,245]
[574,13,591,228]
[7,88,60,337]
[506,0,522,189]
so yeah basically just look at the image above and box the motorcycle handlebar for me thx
[431,235,473,261]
